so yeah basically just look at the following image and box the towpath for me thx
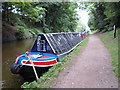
[52,34,118,88]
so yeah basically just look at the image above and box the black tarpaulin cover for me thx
[31,32,84,56]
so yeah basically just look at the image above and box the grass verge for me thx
[91,29,100,34]
[21,37,88,88]
[99,29,119,79]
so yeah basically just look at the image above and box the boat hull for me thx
[19,65,51,81]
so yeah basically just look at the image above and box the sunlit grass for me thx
[99,29,119,79]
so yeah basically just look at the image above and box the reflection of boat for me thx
[11,32,86,80]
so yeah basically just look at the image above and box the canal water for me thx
[2,38,35,88]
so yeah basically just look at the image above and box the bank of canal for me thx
[2,38,35,88]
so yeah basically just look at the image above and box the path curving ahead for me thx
[52,34,118,88]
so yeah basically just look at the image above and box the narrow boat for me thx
[11,32,86,81]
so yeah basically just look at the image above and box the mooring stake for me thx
[113,25,116,38]
[26,52,39,80]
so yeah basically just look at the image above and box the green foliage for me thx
[14,19,42,40]
[88,2,120,32]
[2,2,79,33]
[117,28,120,36]
[104,2,120,27]
[15,17,26,26]
[43,2,78,32]
[17,26,25,31]
[15,26,25,40]
[21,38,89,88]
[88,3,106,31]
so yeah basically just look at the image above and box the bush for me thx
[108,27,113,31]
[14,17,26,27]
[15,26,25,40]
[32,28,42,35]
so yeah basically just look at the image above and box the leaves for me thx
[88,2,120,31]
[43,2,78,33]
[2,2,79,33]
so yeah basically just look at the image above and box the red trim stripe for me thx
[40,56,51,59]
[22,60,57,66]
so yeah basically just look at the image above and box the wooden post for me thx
[113,25,116,38]
[29,58,39,80]
[26,52,39,80]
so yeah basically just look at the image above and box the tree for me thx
[2,2,79,33]
[88,2,106,31]
[104,2,120,28]
[88,2,120,31]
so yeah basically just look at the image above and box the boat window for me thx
[37,39,46,52]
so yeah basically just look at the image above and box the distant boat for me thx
[10,32,87,81]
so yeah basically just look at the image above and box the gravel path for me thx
[52,34,118,88]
